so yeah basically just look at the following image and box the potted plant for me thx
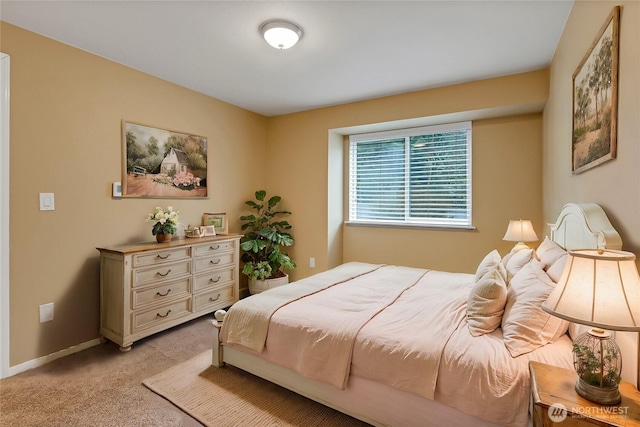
[240,190,296,294]
[572,328,622,404]
[146,206,180,243]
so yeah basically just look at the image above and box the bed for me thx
[211,203,623,427]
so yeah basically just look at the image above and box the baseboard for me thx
[6,337,102,377]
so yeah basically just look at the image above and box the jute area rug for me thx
[143,350,371,427]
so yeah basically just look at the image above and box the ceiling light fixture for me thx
[260,20,303,50]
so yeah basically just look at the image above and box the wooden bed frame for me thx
[211,203,623,427]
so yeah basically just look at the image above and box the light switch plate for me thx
[39,193,55,211]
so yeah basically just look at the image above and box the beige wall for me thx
[543,1,640,385]
[342,114,543,273]
[2,23,267,366]
[4,20,552,368]
[269,72,549,278]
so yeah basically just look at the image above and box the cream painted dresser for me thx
[97,234,241,351]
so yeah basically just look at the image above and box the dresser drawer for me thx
[193,267,235,292]
[133,247,191,267]
[132,277,191,310]
[132,297,191,333]
[193,284,236,312]
[193,240,236,257]
[193,253,235,273]
[133,260,191,287]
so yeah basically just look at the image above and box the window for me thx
[348,121,472,228]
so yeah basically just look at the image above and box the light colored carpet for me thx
[143,350,371,427]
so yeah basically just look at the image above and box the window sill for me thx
[344,221,476,232]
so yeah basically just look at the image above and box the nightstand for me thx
[530,361,640,426]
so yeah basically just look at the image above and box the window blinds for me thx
[349,122,471,227]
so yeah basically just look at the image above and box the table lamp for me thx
[542,249,640,404]
[502,219,538,251]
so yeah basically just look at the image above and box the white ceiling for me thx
[0,0,573,117]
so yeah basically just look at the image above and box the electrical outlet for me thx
[309,257,315,268]
[39,302,54,323]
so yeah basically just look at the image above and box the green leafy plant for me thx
[240,190,296,281]
[573,341,621,388]
[146,206,180,235]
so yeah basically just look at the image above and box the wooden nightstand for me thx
[530,361,640,426]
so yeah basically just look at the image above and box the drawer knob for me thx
[156,253,171,259]
[156,289,171,297]
[209,276,221,283]
[210,259,221,265]
[156,309,171,318]
[209,293,221,302]
[157,269,172,277]
[210,245,220,250]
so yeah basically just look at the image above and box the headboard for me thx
[549,203,622,250]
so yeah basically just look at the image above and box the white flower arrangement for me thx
[146,206,180,235]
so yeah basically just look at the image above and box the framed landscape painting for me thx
[122,121,208,198]
[203,212,228,235]
[571,6,619,174]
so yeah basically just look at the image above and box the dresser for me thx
[97,234,241,351]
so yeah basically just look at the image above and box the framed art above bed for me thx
[572,6,620,174]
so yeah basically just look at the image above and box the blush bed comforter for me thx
[220,262,573,426]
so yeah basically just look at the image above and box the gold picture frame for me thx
[572,6,619,174]
[122,120,208,198]
[203,212,228,235]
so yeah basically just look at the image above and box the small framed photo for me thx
[203,212,228,235]
[202,225,216,237]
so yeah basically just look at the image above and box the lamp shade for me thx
[542,249,640,331]
[502,219,538,243]
[260,20,303,49]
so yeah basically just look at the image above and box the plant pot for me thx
[575,377,621,405]
[155,233,172,243]
[249,274,289,294]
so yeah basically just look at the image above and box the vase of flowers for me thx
[147,206,180,243]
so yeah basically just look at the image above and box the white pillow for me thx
[475,249,506,282]
[504,248,534,282]
[467,268,508,337]
[536,237,567,270]
[546,253,568,283]
[502,243,530,266]
[502,259,570,357]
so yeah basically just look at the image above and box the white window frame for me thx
[347,121,473,230]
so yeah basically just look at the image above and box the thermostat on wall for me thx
[113,182,122,198]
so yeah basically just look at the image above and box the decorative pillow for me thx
[475,249,506,282]
[504,248,534,282]
[502,259,570,357]
[536,237,567,270]
[467,267,508,336]
[502,243,530,266]
[546,253,568,283]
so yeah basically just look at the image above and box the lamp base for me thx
[510,242,530,252]
[575,377,621,405]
